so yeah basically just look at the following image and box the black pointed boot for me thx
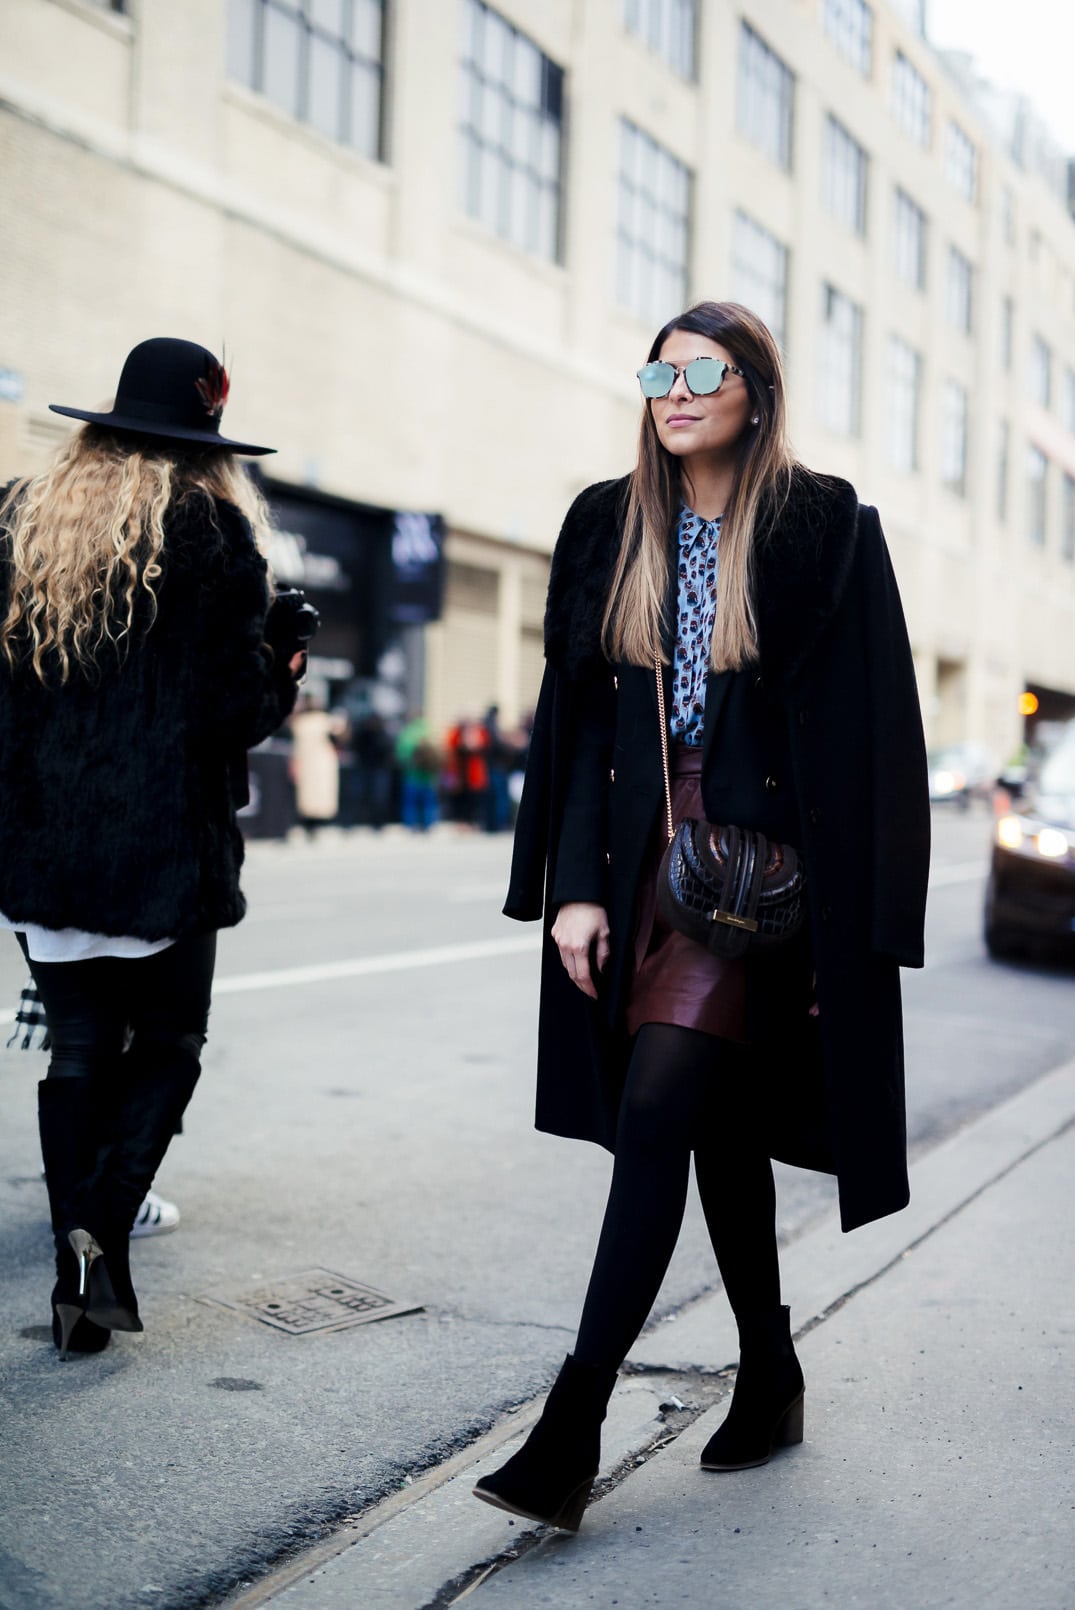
[700,1305,804,1471]
[473,1355,619,1531]
[85,1033,203,1330]
[37,1079,111,1359]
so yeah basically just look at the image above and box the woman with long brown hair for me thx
[0,338,307,1357]
[473,302,930,1529]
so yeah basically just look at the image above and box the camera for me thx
[268,585,322,654]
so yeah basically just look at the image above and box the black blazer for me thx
[506,469,931,1233]
[0,490,297,940]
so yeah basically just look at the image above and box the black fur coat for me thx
[0,490,297,940]
[506,469,931,1232]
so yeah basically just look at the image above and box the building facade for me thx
[1,0,1073,752]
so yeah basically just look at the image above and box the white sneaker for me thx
[129,1189,180,1238]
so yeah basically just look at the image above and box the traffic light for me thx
[1018,691,1039,717]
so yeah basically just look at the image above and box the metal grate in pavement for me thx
[199,1269,422,1335]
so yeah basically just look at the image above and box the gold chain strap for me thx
[653,656,675,844]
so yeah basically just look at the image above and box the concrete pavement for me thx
[240,1054,1075,1610]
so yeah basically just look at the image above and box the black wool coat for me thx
[0,490,297,940]
[506,469,930,1233]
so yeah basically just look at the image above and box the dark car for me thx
[984,721,1075,960]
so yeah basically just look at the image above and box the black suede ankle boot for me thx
[700,1304,804,1471]
[473,1354,619,1531]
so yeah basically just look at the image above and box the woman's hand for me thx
[551,902,610,1000]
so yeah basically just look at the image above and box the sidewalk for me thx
[238,1057,1075,1610]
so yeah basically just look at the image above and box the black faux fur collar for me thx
[544,466,862,691]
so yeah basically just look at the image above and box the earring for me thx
[751,415,760,425]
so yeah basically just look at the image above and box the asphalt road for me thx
[0,806,1072,1610]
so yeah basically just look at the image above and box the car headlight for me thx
[996,816,1024,850]
[997,816,1072,860]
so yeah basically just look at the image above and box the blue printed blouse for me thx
[670,505,721,746]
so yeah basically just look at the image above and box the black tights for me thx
[573,1024,780,1373]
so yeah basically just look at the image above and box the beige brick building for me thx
[2,0,1074,755]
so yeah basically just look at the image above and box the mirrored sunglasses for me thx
[636,357,747,400]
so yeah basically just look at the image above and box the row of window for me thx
[746,20,977,202]
[849,328,1073,560]
[222,1,1073,437]
[224,2,989,346]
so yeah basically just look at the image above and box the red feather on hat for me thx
[195,358,230,421]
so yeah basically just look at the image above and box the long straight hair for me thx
[602,301,794,671]
[0,426,273,684]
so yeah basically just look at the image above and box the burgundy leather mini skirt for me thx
[625,743,748,1043]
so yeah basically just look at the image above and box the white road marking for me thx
[445,883,511,903]
[1,935,540,1025]
[0,862,988,1026]
[928,861,988,888]
[212,933,543,996]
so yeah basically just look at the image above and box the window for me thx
[885,336,921,472]
[940,380,968,495]
[227,0,385,159]
[1029,335,1052,408]
[946,246,973,334]
[737,22,795,171]
[819,284,863,436]
[945,121,977,202]
[1063,368,1075,432]
[624,0,697,79]
[731,211,789,349]
[1000,297,1014,371]
[459,0,565,263]
[892,50,931,147]
[1026,446,1048,546]
[1063,473,1075,562]
[823,116,868,235]
[1000,187,1016,246]
[996,420,1010,522]
[892,187,927,289]
[888,0,925,30]
[616,120,692,325]
[823,0,873,75]
[1055,470,1075,560]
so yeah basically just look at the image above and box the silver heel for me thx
[68,1228,104,1298]
[54,1303,84,1361]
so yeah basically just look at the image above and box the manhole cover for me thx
[199,1269,422,1335]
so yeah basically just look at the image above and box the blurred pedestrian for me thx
[289,692,345,836]
[483,704,515,832]
[396,711,441,831]
[443,714,491,828]
[474,302,930,1529]
[0,337,303,1358]
[352,710,395,828]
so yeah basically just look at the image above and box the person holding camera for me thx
[0,337,310,1358]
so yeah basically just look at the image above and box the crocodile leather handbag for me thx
[653,661,806,960]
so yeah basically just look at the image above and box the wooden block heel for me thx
[774,1391,804,1448]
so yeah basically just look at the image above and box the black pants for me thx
[20,931,216,1088]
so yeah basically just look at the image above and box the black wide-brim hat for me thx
[49,337,275,455]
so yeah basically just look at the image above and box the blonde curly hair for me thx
[0,426,273,684]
